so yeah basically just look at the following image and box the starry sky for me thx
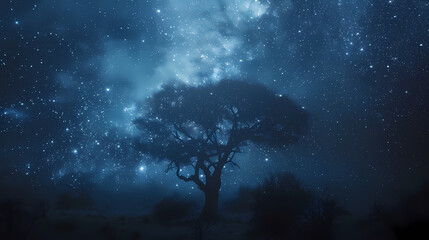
[1,0,428,213]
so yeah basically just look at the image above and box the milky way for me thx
[1,0,428,211]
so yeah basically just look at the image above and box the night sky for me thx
[1,0,428,214]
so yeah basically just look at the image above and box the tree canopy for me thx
[134,79,308,193]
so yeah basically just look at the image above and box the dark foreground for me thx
[4,210,426,240]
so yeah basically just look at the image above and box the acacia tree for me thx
[134,80,308,221]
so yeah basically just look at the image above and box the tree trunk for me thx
[199,175,221,222]
[200,188,219,222]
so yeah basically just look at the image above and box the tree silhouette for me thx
[134,79,308,222]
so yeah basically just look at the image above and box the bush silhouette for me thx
[251,173,314,238]
[384,184,429,240]
[55,191,94,210]
[300,197,349,240]
[54,220,77,233]
[0,200,26,239]
[0,199,49,240]
[224,186,256,214]
[152,197,196,224]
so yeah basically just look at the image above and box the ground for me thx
[28,211,250,240]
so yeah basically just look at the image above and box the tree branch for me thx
[225,160,240,169]
[173,123,197,142]
[175,164,206,191]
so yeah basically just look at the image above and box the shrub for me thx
[152,198,196,224]
[251,173,314,238]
